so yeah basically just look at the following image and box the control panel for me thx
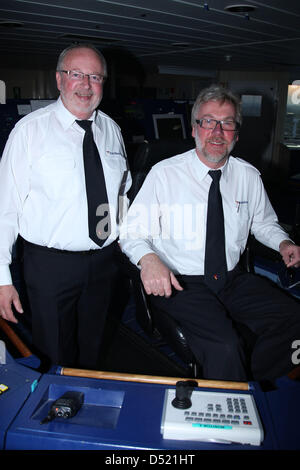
[161,381,264,446]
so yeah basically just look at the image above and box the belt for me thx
[21,237,104,255]
[176,264,242,282]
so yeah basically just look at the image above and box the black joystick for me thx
[172,380,195,409]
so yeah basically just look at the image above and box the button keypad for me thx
[183,396,251,426]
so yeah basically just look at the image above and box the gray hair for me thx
[56,43,107,77]
[191,84,242,127]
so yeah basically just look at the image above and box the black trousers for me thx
[22,240,118,369]
[150,267,300,382]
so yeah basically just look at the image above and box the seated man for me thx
[120,84,300,382]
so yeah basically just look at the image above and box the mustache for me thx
[75,91,94,96]
[206,138,227,144]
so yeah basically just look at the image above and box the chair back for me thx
[128,138,194,202]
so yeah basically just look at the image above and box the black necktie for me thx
[204,170,227,292]
[76,120,110,246]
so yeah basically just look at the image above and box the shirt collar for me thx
[192,148,231,181]
[55,97,97,130]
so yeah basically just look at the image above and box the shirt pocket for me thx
[234,201,249,240]
[103,151,127,173]
[33,155,81,200]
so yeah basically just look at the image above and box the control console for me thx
[161,381,264,446]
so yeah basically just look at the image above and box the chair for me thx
[121,139,255,378]
[117,246,200,377]
[121,139,200,376]
[127,138,194,203]
[119,241,255,378]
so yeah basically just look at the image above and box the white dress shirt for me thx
[120,149,290,275]
[0,97,131,285]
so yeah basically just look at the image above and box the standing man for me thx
[120,84,300,382]
[0,44,131,369]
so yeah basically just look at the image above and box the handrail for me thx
[60,367,250,391]
[0,317,32,358]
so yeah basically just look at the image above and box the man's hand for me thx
[279,240,300,268]
[0,285,23,323]
[139,253,183,298]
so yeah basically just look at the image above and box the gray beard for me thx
[195,132,236,164]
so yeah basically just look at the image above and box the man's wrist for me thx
[279,239,294,251]
[138,252,157,268]
[0,265,12,286]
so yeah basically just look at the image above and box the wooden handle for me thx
[288,365,300,380]
[60,367,249,391]
[0,317,32,358]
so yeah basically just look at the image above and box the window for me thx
[284,84,300,141]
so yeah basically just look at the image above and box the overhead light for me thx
[0,21,24,28]
[60,34,118,44]
[171,42,190,48]
[158,65,216,78]
[224,4,257,13]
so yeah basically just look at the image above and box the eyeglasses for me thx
[57,70,106,84]
[196,118,240,131]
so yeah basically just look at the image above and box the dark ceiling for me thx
[1,0,300,78]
